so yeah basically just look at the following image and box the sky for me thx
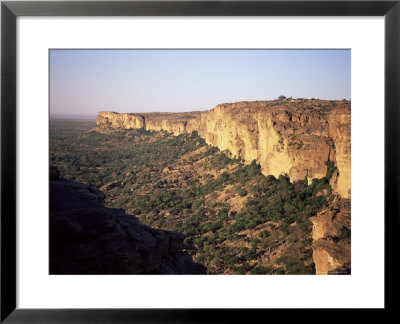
[50,49,350,115]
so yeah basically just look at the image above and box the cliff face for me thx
[50,167,205,274]
[96,111,145,129]
[97,99,350,198]
[97,111,202,136]
[310,196,351,274]
[328,107,351,198]
[195,102,340,189]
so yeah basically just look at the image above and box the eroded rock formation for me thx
[50,166,205,274]
[97,99,350,198]
[96,99,351,275]
[310,196,351,274]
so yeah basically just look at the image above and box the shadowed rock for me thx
[50,168,206,274]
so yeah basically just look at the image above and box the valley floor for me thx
[49,119,350,274]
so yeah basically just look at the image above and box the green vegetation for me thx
[337,226,351,241]
[50,119,338,275]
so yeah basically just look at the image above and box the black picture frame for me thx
[1,0,399,322]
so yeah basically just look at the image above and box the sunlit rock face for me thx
[310,196,351,275]
[96,99,351,198]
[96,111,145,129]
[96,100,351,275]
[328,106,351,198]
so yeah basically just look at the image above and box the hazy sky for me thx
[50,49,350,115]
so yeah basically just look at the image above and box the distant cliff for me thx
[97,99,351,198]
[50,167,205,274]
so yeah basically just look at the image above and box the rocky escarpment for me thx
[50,167,205,274]
[328,106,351,198]
[96,99,351,275]
[97,99,350,199]
[310,196,351,274]
[96,111,146,129]
[97,111,202,136]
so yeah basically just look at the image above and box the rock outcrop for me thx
[50,166,205,274]
[96,111,145,129]
[310,196,351,274]
[97,99,351,198]
[328,106,351,198]
[96,99,351,275]
[97,111,202,136]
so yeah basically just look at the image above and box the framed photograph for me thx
[1,0,399,321]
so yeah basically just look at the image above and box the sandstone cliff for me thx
[310,196,351,274]
[97,99,350,198]
[96,111,145,129]
[50,167,205,274]
[96,99,351,275]
[97,111,202,136]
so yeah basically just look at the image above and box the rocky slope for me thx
[97,99,350,198]
[310,196,351,274]
[50,167,205,274]
[96,99,351,274]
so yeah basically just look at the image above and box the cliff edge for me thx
[95,99,351,275]
[97,99,350,199]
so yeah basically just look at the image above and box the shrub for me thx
[325,160,337,180]
[301,238,313,246]
[237,187,248,197]
[338,227,351,240]
[233,263,251,274]
[258,230,270,239]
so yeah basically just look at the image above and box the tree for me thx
[278,95,286,100]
